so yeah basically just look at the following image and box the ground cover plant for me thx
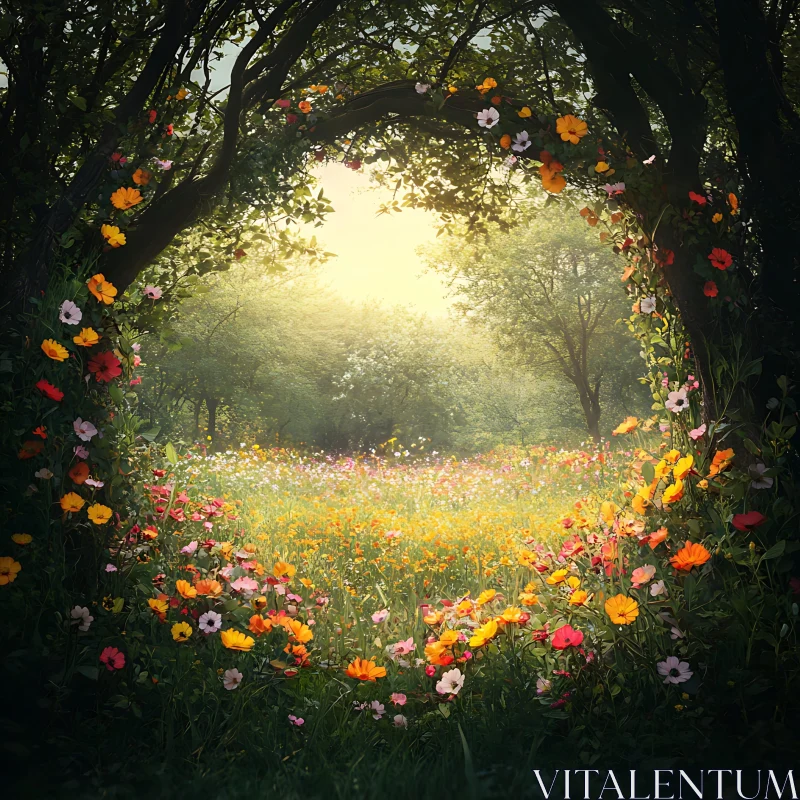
[2,1,800,797]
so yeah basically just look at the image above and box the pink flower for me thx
[143,285,162,300]
[372,609,389,624]
[425,665,436,677]
[392,637,415,656]
[99,646,125,671]
[393,714,408,728]
[390,692,407,706]
[230,576,259,595]
[288,714,304,726]
[689,423,707,440]
[105,564,117,573]
[74,445,89,459]
[223,668,243,690]
[631,564,656,588]
[181,541,198,555]
[74,417,98,441]
[276,99,291,108]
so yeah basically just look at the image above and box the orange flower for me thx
[41,339,69,361]
[569,589,589,606]
[87,274,118,304]
[287,618,313,643]
[345,657,386,681]
[60,492,85,513]
[540,161,566,193]
[221,629,255,651]
[648,527,669,549]
[195,578,223,597]
[176,579,197,599]
[110,186,143,210]
[273,560,296,578]
[728,192,739,214]
[0,557,22,585]
[499,133,511,149]
[604,594,639,625]
[669,541,711,571]
[555,114,588,144]
[68,461,90,484]
[100,224,126,247]
[708,448,735,477]
[132,168,152,186]
[73,327,100,347]
[673,455,693,480]
[298,100,312,114]
[580,206,599,227]
[612,416,639,435]
[248,614,273,635]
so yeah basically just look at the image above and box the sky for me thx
[299,164,454,317]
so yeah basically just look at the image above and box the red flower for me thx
[732,511,767,531]
[36,379,64,401]
[275,99,291,109]
[32,426,47,439]
[703,281,718,297]
[88,351,122,383]
[147,109,157,124]
[688,191,707,206]
[709,247,733,270]
[551,625,584,650]
[656,248,675,266]
[234,248,247,259]
[165,123,174,135]
[99,646,125,671]
[18,440,44,459]
[285,113,298,124]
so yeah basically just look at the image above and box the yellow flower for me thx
[87,503,113,525]
[600,501,619,523]
[60,492,85,513]
[110,186,143,210]
[518,106,532,118]
[100,224,126,247]
[176,579,197,599]
[673,455,693,480]
[73,327,100,347]
[41,339,69,361]
[500,606,524,623]
[221,629,255,651]
[518,591,539,606]
[469,618,499,648]
[438,629,460,647]
[149,598,168,616]
[475,77,497,94]
[476,589,496,605]
[569,589,589,606]
[11,533,32,545]
[605,594,639,625]
[612,416,639,435]
[555,114,588,144]
[661,479,684,505]
[171,621,193,642]
[273,560,296,578]
[0,556,22,585]
[547,568,569,585]
[566,576,581,590]
[595,161,610,173]
[87,273,118,304]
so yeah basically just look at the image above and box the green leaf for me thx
[108,384,124,405]
[165,442,178,465]
[761,540,786,561]
[69,95,87,111]
[641,461,655,484]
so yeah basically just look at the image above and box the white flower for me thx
[199,610,222,634]
[643,154,656,165]
[656,656,692,685]
[414,82,430,94]
[370,700,385,720]
[70,605,94,632]
[476,107,500,128]
[436,667,465,696]
[512,130,531,152]
[223,668,243,690]
[34,468,53,479]
[640,296,657,314]
[536,677,552,695]
[748,463,773,490]
[59,300,82,325]
[73,418,98,441]
[393,714,408,728]
[665,388,689,414]
[85,477,104,488]
[650,580,666,597]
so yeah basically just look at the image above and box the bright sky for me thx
[300,164,454,317]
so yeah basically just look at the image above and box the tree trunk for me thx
[206,397,219,443]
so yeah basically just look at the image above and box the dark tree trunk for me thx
[206,398,219,443]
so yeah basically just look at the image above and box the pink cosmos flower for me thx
[74,445,89,459]
[181,541,198,555]
[59,300,82,325]
[656,656,692,684]
[230,576,259,595]
[392,637,415,656]
[223,668,243,690]
[390,692,407,706]
[143,285,162,300]
[372,609,389,624]
[288,714,304,726]
[393,714,408,728]
[105,564,117,573]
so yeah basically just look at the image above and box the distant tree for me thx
[431,208,648,441]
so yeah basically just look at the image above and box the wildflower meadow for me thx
[3,2,800,798]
